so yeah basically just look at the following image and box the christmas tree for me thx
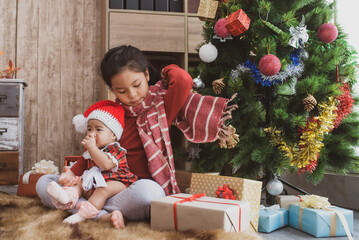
[189,0,359,185]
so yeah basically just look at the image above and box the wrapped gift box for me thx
[289,205,353,237]
[151,193,250,232]
[190,173,262,232]
[16,173,45,197]
[225,9,250,36]
[197,0,218,21]
[276,195,304,209]
[258,205,288,233]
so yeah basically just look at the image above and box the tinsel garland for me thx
[231,48,308,87]
[264,97,338,171]
[333,83,354,128]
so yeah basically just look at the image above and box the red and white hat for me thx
[72,100,125,140]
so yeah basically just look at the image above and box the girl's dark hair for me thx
[100,45,159,87]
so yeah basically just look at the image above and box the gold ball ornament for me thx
[212,78,225,94]
[303,94,317,112]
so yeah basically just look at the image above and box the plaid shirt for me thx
[85,142,137,187]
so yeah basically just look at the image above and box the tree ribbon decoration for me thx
[215,184,235,200]
[264,97,338,172]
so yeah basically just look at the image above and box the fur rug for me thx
[0,192,262,240]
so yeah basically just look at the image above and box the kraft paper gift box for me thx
[151,193,250,232]
[276,195,304,209]
[288,205,353,238]
[258,205,288,233]
[189,173,262,232]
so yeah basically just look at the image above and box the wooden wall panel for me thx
[14,0,103,171]
[0,0,17,70]
[16,0,40,172]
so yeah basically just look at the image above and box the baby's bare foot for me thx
[46,181,70,204]
[111,210,125,229]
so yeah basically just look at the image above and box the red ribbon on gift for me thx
[215,184,235,200]
[171,193,242,232]
[172,193,206,230]
[295,195,303,202]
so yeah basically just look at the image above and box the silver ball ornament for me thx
[266,177,283,196]
[193,75,205,89]
[199,42,218,63]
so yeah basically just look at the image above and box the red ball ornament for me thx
[214,18,231,38]
[317,23,338,43]
[258,54,281,76]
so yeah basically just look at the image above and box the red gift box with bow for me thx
[225,9,250,36]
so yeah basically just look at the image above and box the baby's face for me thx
[87,119,116,148]
[110,68,150,107]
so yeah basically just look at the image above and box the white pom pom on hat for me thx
[72,114,88,134]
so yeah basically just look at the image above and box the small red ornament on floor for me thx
[317,23,338,43]
[258,54,281,76]
[225,9,250,37]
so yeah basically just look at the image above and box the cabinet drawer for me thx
[0,152,19,185]
[109,12,185,53]
[0,118,19,151]
[0,85,19,117]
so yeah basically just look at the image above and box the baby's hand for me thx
[58,166,81,187]
[81,132,97,150]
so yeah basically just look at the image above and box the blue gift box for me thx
[289,205,353,238]
[258,207,288,233]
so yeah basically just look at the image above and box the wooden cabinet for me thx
[102,0,204,86]
[0,79,27,185]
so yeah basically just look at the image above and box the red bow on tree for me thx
[215,184,235,200]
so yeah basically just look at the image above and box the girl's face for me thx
[110,68,150,107]
[87,119,116,149]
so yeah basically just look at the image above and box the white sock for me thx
[63,213,86,224]
[46,181,71,205]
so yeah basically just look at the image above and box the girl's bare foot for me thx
[111,210,125,229]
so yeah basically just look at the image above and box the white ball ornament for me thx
[266,177,283,196]
[199,42,218,63]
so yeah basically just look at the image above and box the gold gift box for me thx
[197,0,219,21]
[190,173,262,232]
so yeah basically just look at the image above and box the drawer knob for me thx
[0,128,7,135]
[0,95,7,103]
[0,163,6,169]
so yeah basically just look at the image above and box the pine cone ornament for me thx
[303,94,317,112]
[212,78,225,94]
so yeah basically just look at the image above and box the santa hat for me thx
[72,100,125,140]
